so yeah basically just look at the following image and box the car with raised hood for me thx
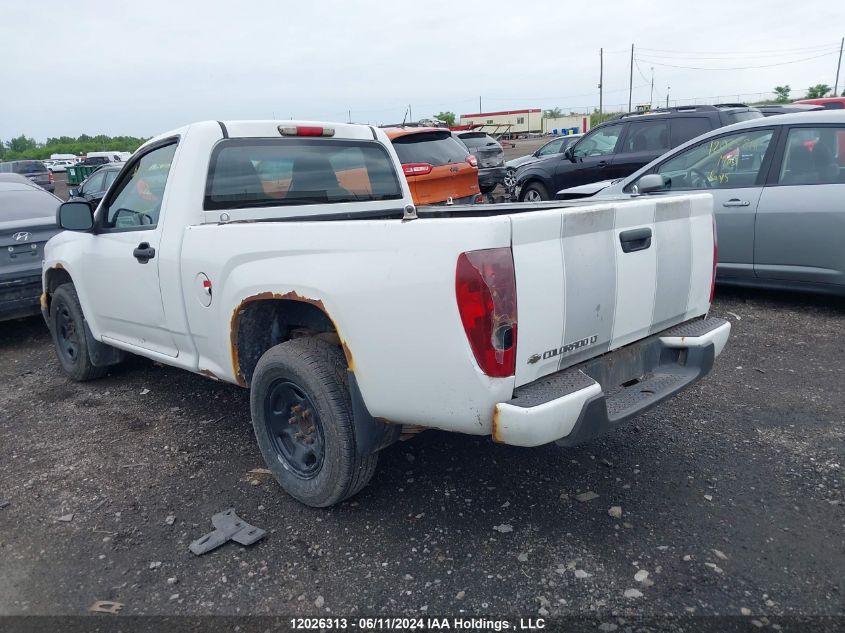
[514,104,762,201]
[383,126,482,205]
[43,119,729,507]
[557,110,845,296]
[0,174,61,320]
[452,131,506,194]
[505,134,582,191]
[0,160,55,193]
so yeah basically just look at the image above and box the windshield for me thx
[458,133,498,150]
[205,138,403,210]
[0,189,58,221]
[392,132,469,166]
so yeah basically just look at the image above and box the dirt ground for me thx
[1,287,843,623]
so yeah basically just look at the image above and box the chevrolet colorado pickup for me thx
[43,120,730,507]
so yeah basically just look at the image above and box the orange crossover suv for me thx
[383,127,482,205]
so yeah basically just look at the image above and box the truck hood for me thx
[505,154,537,170]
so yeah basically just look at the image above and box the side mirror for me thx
[635,174,666,194]
[57,200,95,231]
[564,146,576,162]
[68,188,80,198]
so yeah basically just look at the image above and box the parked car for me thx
[42,119,728,507]
[505,134,583,190]
[795,97,845,110]
[451,131,506,194]
[0,160,55,193]
[756,104,824,117]
[0,174,61,320]
[47,159,76,173]
[383,126,482,205]
[77,156,113,167]
[557,110,845,296]
[514,104,762,201]
[68,164,122,207]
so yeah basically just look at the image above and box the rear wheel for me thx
[49,284,108,382]
[520,182,549,202]
[503,168,517,192]
[250,337,377,507]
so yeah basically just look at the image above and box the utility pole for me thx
[599,48,604,116]
[479,96,482,113]
[348,109,351,123]
[409,104,413,122]
[666,86,670,108]
[628,44,634,112]
[835,37,844,96]
[649,67,654,108]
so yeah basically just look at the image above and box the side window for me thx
[622,120,670,154]
[103,169,119,190]
[670,118,712,147]
[102,143,177,230]
[778,127,845,185]
[81,172,105,194]
[573,124,624,158]
[536,138,564,156]
[648,129,774,191]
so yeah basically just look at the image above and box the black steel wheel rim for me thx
[56,303,80,365]
[264,380,324,479]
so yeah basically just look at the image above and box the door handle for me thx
[619,227,652,253]
[723,199,750,207]
[596,160,608,168]
[133,242,156,264]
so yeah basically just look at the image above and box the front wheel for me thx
[49,284,108,382]
[503,168,517,192]
[520,182,550,202]
[249,337,377,507]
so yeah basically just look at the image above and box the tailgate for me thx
[474,145,504,169]
[511,194,714,387]
[408,163,479,205]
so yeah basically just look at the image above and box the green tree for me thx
[805,84,831,99]
[590,109,617,128]
[433,111,456,127]
[7,135,38,153]
[543,107,564,119]
[773,85,791,103]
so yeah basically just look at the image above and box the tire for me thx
[520,181,550,202]
[49,284,108,382]
[503,168,517,191]
[249,337,378,507]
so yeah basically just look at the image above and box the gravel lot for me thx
[1,287,843,622]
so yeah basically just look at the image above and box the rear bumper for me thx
[492,317,730,447]
[0,273,43,321]
[478,166,506,191]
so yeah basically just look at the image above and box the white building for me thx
[458,109,590,136]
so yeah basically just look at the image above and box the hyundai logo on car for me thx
[13,232,32,242]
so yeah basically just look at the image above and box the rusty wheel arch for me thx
[229,291,354,387]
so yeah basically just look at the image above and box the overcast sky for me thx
[1,0,843,140]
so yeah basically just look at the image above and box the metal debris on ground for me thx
[0,500,9,510]
[189,508,266,556]
[89,600,124,614]
[57,513,74,522]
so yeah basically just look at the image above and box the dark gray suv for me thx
[515,104,762,201]
[0,160,55,193]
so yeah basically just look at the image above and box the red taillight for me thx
[48,171,54,183]
[402,163,433,176]
[278,125,335,137]
[710,217,718,303]
[473,194,485,204]
[466,155,478,168]
[455,247,517,378]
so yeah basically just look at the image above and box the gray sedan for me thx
[0,174,62,320]
[557,110,845,296]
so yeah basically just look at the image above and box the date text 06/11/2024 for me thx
[289,617,547,630]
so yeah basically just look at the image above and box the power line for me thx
[636,50,838,71]
[636,43,841,55]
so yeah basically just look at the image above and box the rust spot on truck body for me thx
[198,368,220,381]
[39,292,48,311]
[491,405,504,443]
[229,290,352,387]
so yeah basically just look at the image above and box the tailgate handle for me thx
[619,228,652,253]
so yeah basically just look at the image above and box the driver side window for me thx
[102,142,177,230]
[651,129,773,191]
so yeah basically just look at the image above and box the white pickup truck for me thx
[43,120,730,507]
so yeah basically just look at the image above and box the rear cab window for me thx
[205,138,403,210]
[391,132,469,166]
